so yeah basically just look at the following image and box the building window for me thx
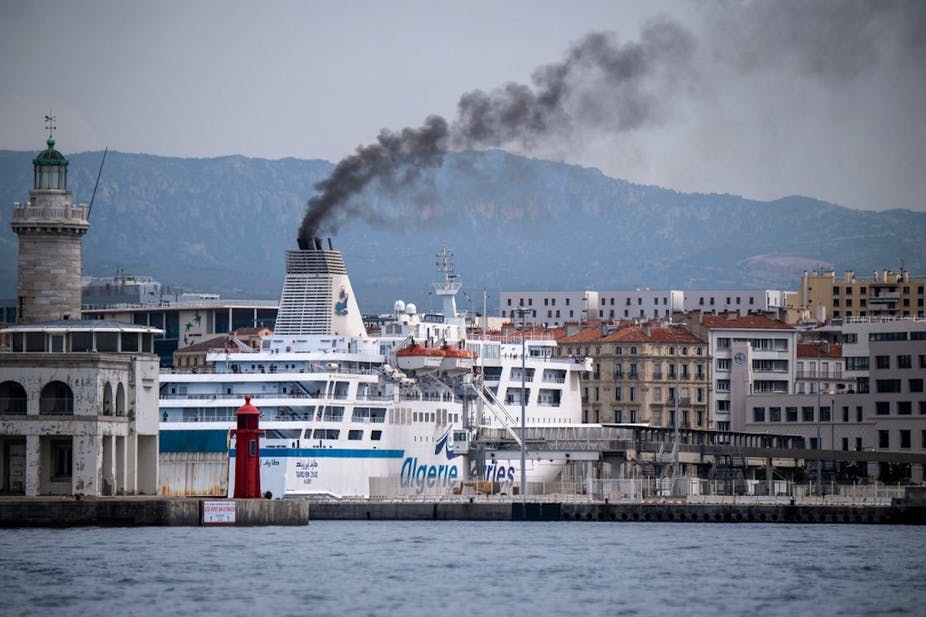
[769,407,781,422]
[876,401,890,415]
[614,387,621,401]
[753,407,765,422]
[898,401,912,415]
[820,406,831,422]
[900,430,911,449]
[786,407,798,422]
[875,356,890,369]
[40,381,74,415]
[52,439,73,480]
[910,379,924,393]
[876,379,902,393]
[879,430,889,448]
[802,406,815,422]
[696,411,703,427]
[898,355,912,369]
[614,409,622,423]
[629,409,637,423]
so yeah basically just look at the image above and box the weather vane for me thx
[44,110,56,139]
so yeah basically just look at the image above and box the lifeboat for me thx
[440,344,476,374]
[395,343,445,372]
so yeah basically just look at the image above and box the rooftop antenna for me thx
[87,147,108,220]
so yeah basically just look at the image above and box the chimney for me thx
[314,237,323,250]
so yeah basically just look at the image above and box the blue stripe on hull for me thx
[160,430,228,453]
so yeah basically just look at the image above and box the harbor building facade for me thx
[0,129,162,496]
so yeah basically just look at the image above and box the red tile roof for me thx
[603,326,705,344]
[556,326,602,344]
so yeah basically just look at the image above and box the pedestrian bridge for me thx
[474,424,926,468]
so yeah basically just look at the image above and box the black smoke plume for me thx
[297,18,694,245]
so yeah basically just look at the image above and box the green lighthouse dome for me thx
[33,136,68,190]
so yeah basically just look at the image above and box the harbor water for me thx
[2,521,924,616]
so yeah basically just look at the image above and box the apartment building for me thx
[738,317,926,483]
[683,290,785,316]
[786,268,926,322]
[687,312,798,432]
[500,289,685,326]
[556,323,709,428]
[499,291,594,326]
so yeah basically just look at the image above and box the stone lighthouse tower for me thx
[10,120,90,324]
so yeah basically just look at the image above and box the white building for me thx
[683,289,786,316]
[500,289,684,326]
[500,291,596,325]
[688,312,798,432]
[736,316,926,483]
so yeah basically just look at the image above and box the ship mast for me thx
[432,245,461,319]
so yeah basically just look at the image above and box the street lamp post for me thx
[513,307,528,516]
[673,342,680,494]
[816,379,822,496]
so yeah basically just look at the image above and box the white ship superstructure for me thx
[159,242,589,498]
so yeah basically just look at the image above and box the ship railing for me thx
[470,381,523,446]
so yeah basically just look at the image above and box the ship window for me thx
[348,430,364,440]
[371,430,382,441]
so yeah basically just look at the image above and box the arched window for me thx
[0,381,27,414]
[630,346,638,355]
[103,382,114,416]
[116,383,126,417]
[40,381,74,415]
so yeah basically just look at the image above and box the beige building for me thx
[786,268,925,323]
[557,323,710,428]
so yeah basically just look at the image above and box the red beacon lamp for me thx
[231,396,265,498]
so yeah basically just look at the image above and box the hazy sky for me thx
[2,0,924,212]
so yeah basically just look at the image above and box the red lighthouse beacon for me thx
[231,396,265,498]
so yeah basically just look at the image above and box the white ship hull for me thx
[159,244,588,498]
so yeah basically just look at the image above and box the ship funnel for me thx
[274,246,367,337]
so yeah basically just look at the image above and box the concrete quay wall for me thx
[0,498,309,527]
[310,501,926,524]
[311,501,511,521]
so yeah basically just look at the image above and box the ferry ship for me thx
[158,241,590,498]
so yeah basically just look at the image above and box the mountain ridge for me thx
[1,148,923,314]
